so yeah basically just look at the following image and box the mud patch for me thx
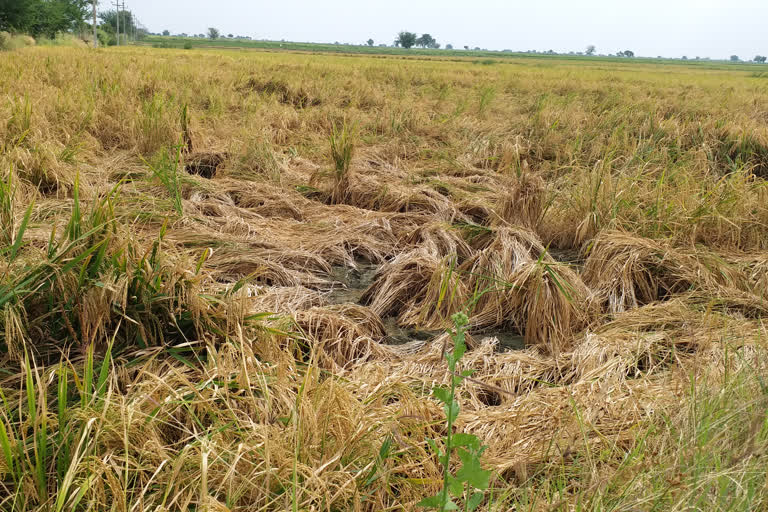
[186,152,226,178]
[548,248,584,268]
[328,262,449,345]
[380,322,524,350]
[328,262,380,305]
[328,261,527,349]
[381,317,441,345]
[475,330,526,351]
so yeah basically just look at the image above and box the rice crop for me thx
[0,44,767,511]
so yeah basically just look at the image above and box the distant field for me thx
[140,34,768,70]
[1,44,768,510]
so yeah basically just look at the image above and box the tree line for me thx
[0,0,148,45]
[394,32,440,49]
[3,6,766,62]
[0,0,89,38]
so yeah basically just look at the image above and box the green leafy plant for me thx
[5,94,32,149]
[327,120,356,203]
[0,344,110,508]
[148,144,184,215]
[180,103,193,153]
[139,94,176,155]
[329,120,355,177]
[0,166,34,260]
[418,312,491,511]
[477,86,496,116]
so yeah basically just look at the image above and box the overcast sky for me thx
[103,0,766,59]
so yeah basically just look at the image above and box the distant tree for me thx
[446,43,453,50]
[367,38,374,46]
[416,33,436,48]
[162,29,170,36]
[99,9,138,42]
[754,55,767,63]
[207,27,219,40]
[463,45,469,50]
[395,31,417,49]
[681,56,688,60]
[586,44,596,55]
[227,33,233,38]
[622,50,634,57]
[0,0,90,38]
[730,55,739,62]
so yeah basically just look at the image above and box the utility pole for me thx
[92,0,98,47]
[112,0,119,45]
[112,0,125,45]
[121,1,128,43]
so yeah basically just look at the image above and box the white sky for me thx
[104,0,767,59]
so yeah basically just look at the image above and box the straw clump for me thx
[294,304,389,369]
[363,225,594,353]
[496,168,545,230]
[583,230,709,313]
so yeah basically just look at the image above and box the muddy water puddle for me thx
[327,262,379,305]
[548,248,585,268]
[381,318,525,351]
[476,330,526,351]
[327,262,525,350]
[327,263,440,345]
[382,317,440,345]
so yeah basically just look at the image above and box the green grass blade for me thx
[82,344,94,408]
[95,334,115,400]
[0,415,16,481]
[9,200,33,261]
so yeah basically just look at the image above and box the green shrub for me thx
[96,28,110,47]
[418,313,491,511]
[36,33,86,47]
